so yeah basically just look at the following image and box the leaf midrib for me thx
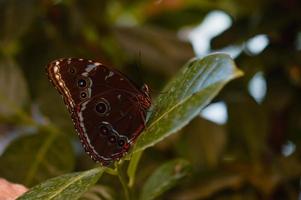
[47,172,90,199]
[145,78,233,133]
[146,61,222,132]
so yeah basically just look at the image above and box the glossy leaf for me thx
[133,53,243,153]
[18,167,104,200]
[140,159,190,200]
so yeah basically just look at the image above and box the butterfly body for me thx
[46,58,151,165]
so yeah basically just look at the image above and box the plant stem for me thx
[104,167,118,176]
[117,164,130,200]
[127,151,143,188]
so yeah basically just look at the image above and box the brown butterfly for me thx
[46,58,151,165]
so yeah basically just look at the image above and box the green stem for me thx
[127,151,143,188]
[104,167,118,176]
[117,164,130,200]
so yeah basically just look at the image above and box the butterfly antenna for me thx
[133,50,145,86]
[133,51,170,96]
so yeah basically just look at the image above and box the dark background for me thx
[0,0,301,199]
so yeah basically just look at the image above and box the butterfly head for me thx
[141,84,150,95]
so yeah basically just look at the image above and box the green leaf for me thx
[18,167,104,200]
[140,159,190,200]
[0,58,29,118]
[0,130,75,186]
[133,53,243,153]
[127,151,143,187]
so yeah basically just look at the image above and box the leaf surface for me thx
[0,131,75,186]
[18,167,104,200]
[140,159,190,200]
[133,53,243,153]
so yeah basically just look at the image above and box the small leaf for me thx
[0,130,75,186]
[133,53,243,153]
[18,167,104,200]
[140,159,190,200]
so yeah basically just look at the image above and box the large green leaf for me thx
[0,130,75,186]
[132,53,243,153]
[139,159,190,200]
[18,167,104,200]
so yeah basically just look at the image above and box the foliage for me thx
[0,0,300,199]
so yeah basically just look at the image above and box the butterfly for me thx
[46,58,151,166]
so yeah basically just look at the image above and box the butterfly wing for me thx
[47,58,150,165]
[72,90,146,164]
[46,58,140,110]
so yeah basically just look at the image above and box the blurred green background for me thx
[0,0,301,199]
